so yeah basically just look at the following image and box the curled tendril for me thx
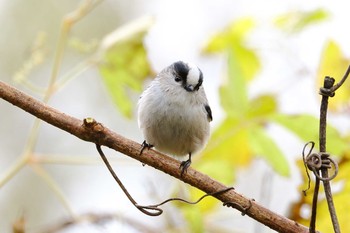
[96,144,236,217]
[319,87,335,97]
[302,141,339,195]
[306,153,322,170]
[223,198,254,216]
[302,141,315,195]
[136,187,235,214]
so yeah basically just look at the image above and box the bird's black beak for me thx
[184,84,194,92]
[184,83,200,92]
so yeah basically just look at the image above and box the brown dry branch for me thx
[0,80,310,233]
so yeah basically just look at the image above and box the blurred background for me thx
[1,0,350,232]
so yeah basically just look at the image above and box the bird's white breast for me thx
[138,82,210,157]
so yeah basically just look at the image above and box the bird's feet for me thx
[140,140,153,155]
[179,153,192,176]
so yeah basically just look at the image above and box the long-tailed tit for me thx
[138,61,212,175]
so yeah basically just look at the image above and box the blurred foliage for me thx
[204,18,259,82]
[271,114,349,156]
[13,32,48,92]
[183,18,287,229]
[68,37,99,53]
[12,215,25,233]
[317,40,350,111]
[275,8,329,33]
[202,18,288,182]
[181,13,350,232]
[6,1,350,232]
[98,29,152,118]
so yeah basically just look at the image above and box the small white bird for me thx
[138,61,212,175]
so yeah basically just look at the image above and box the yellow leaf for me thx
[202,118,252,168]
[317,40,350,111]
[275,9,329,33]
[204,18,255,53]
[271,113,349,156]
[203,18,260,82]
[247,95,277,118]
[182,205,204,233]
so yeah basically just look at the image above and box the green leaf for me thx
[182,206,204,233]
[204,18,261,118]
[247,95,277,118]
[248,127,290,176]
[275,8,329,33]
[271,114,348,156]
[196,159,236,186]
[219,50,249,118]
[98,18,153,118]
[203,17,263,122]
[202,118,252,168]
[204,18,255,53]
[204,18,260,82]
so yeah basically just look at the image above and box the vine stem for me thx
[318,76,340,233]
[309,65,350,233]
[308,65,350,233]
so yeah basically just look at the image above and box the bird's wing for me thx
[204,104,213,122]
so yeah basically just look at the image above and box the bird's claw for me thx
[140,140,153,155]
[180,159,191,176]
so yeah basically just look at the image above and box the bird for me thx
[137,61,212,176]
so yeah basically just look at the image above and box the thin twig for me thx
[329,65,350,93]
[309,172,320,233]
[96,144,162,216]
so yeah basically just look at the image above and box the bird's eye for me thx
[174,76,182,82]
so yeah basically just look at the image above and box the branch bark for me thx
[0,80,309,233]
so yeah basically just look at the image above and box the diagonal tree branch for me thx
[0,80,310,233]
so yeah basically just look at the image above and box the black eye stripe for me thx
[173,61,189,82]
[193,69,203,91]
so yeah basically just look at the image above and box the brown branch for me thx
[0,80,310,233]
